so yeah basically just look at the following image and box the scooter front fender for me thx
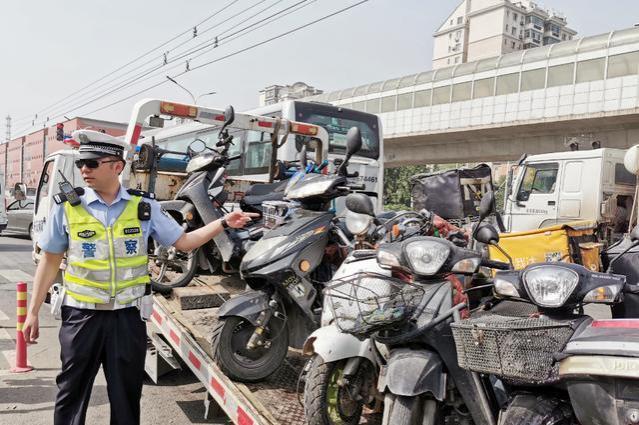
[303,325,377,366]
[380,348,446,401]
[217,291,270,327]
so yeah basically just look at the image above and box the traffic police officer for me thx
[23,130,257,425]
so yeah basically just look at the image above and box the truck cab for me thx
[504,148,635,236]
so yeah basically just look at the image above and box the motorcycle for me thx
[148,106,281,292]
[449,222,638,425]
[211,127,375,383]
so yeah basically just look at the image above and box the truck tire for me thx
[211,315,288,383]
[303,355,366,425]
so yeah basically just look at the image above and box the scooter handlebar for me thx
[481,258,512,270]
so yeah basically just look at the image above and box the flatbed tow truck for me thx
[36,98,378,424]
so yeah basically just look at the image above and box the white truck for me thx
[503,148,636,238]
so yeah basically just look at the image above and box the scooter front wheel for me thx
[303,355,369,425]
[148,244,199,294]
[382,394,439,425]
[211,315,288,383]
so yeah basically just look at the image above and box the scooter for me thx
[149,106,279,292]
[451,223,637,425]
[211,128,372,383]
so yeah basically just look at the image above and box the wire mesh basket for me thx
[324,272,425,337]
[450,313,576,385]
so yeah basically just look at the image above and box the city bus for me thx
[145,100,384,210]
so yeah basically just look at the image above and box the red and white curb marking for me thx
[150,304,267,425]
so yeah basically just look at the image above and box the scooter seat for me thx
[244,180,288,197]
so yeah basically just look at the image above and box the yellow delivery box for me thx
[488,221,602,271]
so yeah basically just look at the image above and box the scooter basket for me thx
[325,272,424,337]
[450,314,575,384]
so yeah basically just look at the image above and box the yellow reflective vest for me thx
[63,195,150,305]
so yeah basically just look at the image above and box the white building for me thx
[259,82,323,106]
[433,0,577,69]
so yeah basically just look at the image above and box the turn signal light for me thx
[160,102,198,118]
[299,260,311,272]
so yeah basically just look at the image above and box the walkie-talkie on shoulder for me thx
[58,170,81,206]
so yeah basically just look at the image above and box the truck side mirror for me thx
[14,183,26,201]
[345,127,362,158]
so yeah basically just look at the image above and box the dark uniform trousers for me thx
[54,306,147,425]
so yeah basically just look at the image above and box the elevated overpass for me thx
[307,27,639,166]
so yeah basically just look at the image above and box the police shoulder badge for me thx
[77,230,96,238]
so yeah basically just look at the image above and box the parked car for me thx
[5,199,34,238]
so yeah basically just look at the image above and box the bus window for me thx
[294,102,380,160]
[245,130,272,175]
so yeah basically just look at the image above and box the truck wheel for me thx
[211,316,288,383]
[303,355,368,425]
[149,245,199,294]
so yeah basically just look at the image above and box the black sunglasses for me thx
[75,159,122,169]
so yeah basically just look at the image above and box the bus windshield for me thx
[293,102,380,160]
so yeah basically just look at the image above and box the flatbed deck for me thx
[149,274,381,425]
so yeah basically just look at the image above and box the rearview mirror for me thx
[474,223,500,245]
[478,192,494,222]
[218,105,235,137]
[631,224,639,242]
[346,127,362,157]
[188,139,207,155]
[345,193,375,216]
[224,105,235,126]
[14,183,26,201]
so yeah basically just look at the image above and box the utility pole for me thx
[5,115,11,142]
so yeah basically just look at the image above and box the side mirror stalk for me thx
[490,241,514,270]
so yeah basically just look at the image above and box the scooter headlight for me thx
[403,239,450,276]
[345,210,373,236]
[523,265,578,307]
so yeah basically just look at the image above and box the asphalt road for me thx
[0,236,228,424]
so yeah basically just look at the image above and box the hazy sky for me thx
[2,0,639,137]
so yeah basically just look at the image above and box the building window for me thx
[496,73,519,95]
[505,39,508,45]
[507,10,510,17]
[452,81,472,102]
[381,95,396,113]
[521,68,546,91]
[450,19,453,25]
[506,24,509,31]
[447,58,451,64]
[449,33,452,39]
[448,46,452,52]
[457,16,463,24]
[473,77,495,98]
[513,12,518,21]
[511,41,516,48]
[454,56,460,63]
[414,89,431,108]
[547,63,575,87]
[608,51,639,79]
[455,30,461,40]
[512,27,517,35]
[525,29,530,38]
[397,92,413,110]
[562,34,567,40]
[432,86,451,105]
[576,57,606,83]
